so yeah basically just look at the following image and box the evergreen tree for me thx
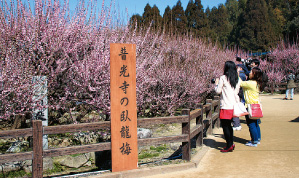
[185,0,209,37]
[266,0,291,18]
[185,0,197,31]
[264,0,285,39]
[163,6,173,34]
[171,0,188,35]
[226,0,241,47]
[207,7,218,43]
[238,0,248,11]
[194,0,208,30]
[140,4,163,31]
[286,16,299,41]
[129,14,142,30]
[205,7,218,41]
[142,3,152,27]
[129,0,297,48]
[267,3,284,40]
[205,7,211,18]
[217,4,231,45]
[236,0,278,51]
[285,0,299,41]
[225,0,240,27]
[208,4,231,46]
[274,7,287,26]
[228,0,247,47]
[151,5,163,31]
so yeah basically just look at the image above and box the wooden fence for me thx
[267,82,299,94]
[0,96,220,177]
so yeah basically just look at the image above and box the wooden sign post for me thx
[110,43,138,172]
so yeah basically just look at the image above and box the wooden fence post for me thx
[206,99,213,135]
[213,96,221,128]
[196,104,204,146]
[32,120,43,177]
[181,109,190,161]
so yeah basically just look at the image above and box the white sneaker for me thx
[245,142,257,147]
[246,141,260,144]
[233,127,237,131]
[236,126,242,131]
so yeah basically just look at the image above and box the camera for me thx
[236,56,252,66]
[211,78,216,84]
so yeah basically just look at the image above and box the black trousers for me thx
[220,119,233,148]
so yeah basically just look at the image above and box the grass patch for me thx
[70,153,82,157]
[0,170,31,178]
[150,144,168,152]
[138,152,160,159]
[139,144,169,159]
[44,162,65,175]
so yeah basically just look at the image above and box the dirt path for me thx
[142,94,299,178]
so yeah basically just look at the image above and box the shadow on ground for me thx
[203,138,225,150]
[240,119,246,124]
[203,134,248,150]
[290,117,299,122]
[233,135,248,144]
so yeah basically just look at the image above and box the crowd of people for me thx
[214,58,270,152]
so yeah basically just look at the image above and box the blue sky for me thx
[17,0,226,17]
[112,0,227,16]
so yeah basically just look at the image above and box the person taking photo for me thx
[215,61,241,152]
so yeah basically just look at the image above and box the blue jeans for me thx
[245,115,261,143]
[257,120,261,141]
[286,88,294,99]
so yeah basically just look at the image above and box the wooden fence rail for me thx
[266,82,299,94]
[0,96,220,177]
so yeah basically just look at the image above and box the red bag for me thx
[248,104,263,119]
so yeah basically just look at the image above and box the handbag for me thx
[248,104,263,119]
[233,102,249,117]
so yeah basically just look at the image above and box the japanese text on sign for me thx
[110,43,137,172]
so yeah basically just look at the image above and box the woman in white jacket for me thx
[215,61,241,152]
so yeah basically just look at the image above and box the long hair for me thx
[251,67,268,91]
[224,61,239,89]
